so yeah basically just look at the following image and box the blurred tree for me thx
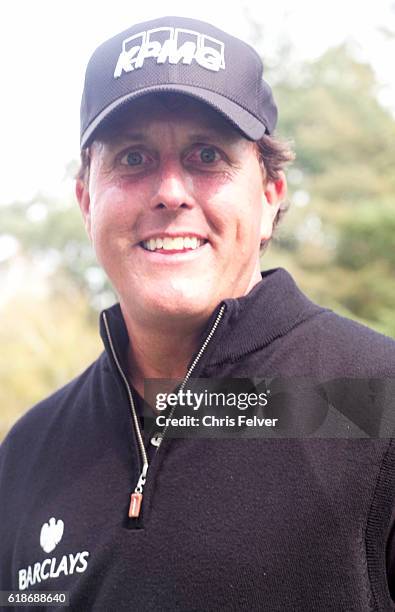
[0,278,102,441]
[264,44,395,337]
[0,194,115,308]
[0,195,114,440]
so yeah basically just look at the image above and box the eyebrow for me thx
[102,132,145,146]
[104,129,240,148]
[188,131,240,144]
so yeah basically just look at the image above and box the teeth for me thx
[173,237,184,250]
[163,237,173,250]
[142,236,204,252]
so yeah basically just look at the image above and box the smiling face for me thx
[76,94,285,326]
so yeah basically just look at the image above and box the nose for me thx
[150,160,194,211]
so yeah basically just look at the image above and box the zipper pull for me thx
[128,463,148,518]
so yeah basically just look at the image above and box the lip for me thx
[137,240,210,263]
[138,231,208,244]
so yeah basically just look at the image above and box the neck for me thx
[120,267,264,398]
[120,304,208,398]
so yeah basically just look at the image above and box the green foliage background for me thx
[1,43,394,440]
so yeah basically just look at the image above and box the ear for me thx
[260,172,287,241]
[75,177,92,241]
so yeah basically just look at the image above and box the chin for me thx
[141,280,216,320]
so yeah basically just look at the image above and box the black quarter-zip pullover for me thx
[1,268,395,611]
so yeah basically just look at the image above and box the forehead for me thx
[95,93,246,144]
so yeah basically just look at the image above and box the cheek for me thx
[90,184,136,239]
[219,180,264,245]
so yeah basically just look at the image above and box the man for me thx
[1,16,395,611]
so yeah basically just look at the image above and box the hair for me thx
[77,147,91,184]
[254,134,295,233]
[76,131,295,244]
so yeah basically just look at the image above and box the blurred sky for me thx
[1,0,394,205]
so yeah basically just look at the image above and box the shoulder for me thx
[300,309,395,377]
[0,353,106,461]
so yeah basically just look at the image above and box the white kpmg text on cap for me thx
[114,27,226,77]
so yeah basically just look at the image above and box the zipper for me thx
[160,305,226,441]
[102,304,226,519]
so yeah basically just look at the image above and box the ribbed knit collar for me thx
[99,268,326,371]
[198,267,326,365]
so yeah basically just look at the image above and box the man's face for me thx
[76,94,284,325]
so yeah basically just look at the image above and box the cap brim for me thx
[80,84,268,148]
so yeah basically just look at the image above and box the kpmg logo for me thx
[114,26,226,77]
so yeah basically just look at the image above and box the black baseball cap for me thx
[80,16,278,148]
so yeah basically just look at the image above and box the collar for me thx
[99,268,326,371]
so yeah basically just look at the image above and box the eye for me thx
[199,147,218,163]
[121,151,144,166]
[186,145,222,167]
